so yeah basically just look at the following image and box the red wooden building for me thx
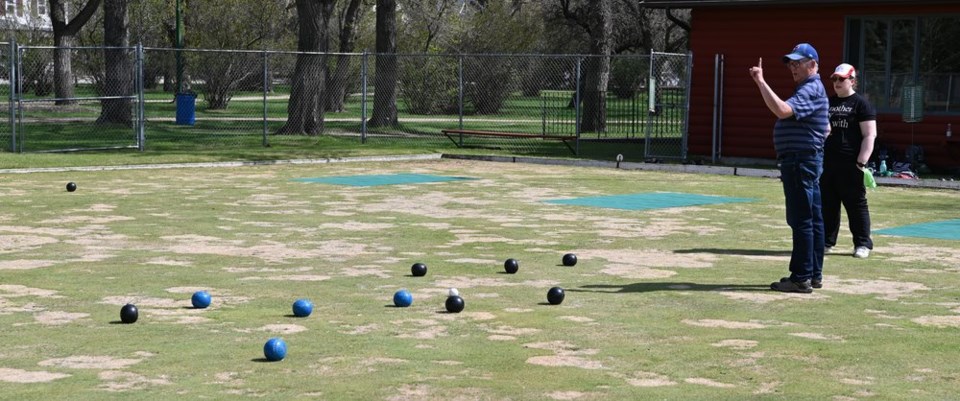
[647,0,960,171]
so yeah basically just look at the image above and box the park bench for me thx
[441,129,577,154]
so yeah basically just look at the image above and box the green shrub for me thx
[398,56,458,115]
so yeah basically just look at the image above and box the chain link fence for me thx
[0,42,10,153]
[13,44,142,153]
[646,52,692,160]
[1,42,690,160]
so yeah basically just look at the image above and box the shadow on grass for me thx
[572,282,770,293]
[251,358,279,363]
[674,248,793,256]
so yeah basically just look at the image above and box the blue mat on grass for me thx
[294,173,473,187]
[545,192,753,211]
[875,219,960,241]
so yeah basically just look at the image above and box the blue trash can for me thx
[175,92,197,125]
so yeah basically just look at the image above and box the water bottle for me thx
[879,160,887,175]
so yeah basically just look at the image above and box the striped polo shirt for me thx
[773,74,829,155]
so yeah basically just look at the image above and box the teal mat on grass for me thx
[545,192,753,211]
[294,174,473,187]
[875,219,960,240]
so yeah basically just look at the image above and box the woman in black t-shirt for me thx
[821,63,877,258]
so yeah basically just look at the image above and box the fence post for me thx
[682,51,694,161]
[15,43,23,152]
[574,56,581,145]
[458,55,464,135]
[361,51,368,144]
[8,40,16,152]
[644,49,655,159]
[262,50,269,147]
[137,43,145,151]
[541,81,547,136]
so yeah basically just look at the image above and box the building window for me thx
[846,15,960,115]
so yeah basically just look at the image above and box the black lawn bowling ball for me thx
[120,303,138,323]
[547,287,565,305]
[562,253,578,267]
[504,258,519,274]
[66,182,77,192]
[445,295,465,313]
[411,262,427,277]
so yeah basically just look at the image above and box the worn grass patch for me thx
[1,158,959,399]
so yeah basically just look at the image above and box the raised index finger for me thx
[758,57,763,68]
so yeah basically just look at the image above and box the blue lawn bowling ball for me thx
[120,303,138,324]
[263,337,287,361]
[504,258,519,274]
[445,295,465,313]
[393,289,413,307]
[562,253,578,267]
[191,291,212,309]
[411,262,427,277]
[547,287,565,305]
[292,299,313,317]
[66,182,77,192]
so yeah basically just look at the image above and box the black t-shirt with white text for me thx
[825,92,876,162]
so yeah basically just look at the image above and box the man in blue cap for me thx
[749,43,829,293]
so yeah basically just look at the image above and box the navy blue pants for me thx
[778,151,825,282]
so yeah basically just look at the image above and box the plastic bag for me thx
[863,168,877,188]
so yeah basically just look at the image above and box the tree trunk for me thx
[162,70,175,92]
[282,53,324,135]
[580,0,612,133]
[325,0,363,113]
[278,0,335,136]
[325,55,352,113]
[163,22,176,92]
[49,0,103,105]
[368,0,398,128]
[98,0,133,126]
[51,33,74,105]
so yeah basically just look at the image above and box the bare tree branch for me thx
[666,8,691,32]
[49,0,102,36]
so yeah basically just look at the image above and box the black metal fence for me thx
[0,41,691,159]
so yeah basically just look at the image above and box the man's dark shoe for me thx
[771,278,813,293]
[780,277,821,289]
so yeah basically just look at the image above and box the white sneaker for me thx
[854,246,870,258]
[825,246,834,253]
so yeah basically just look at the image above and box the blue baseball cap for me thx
[782,43,819,64]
